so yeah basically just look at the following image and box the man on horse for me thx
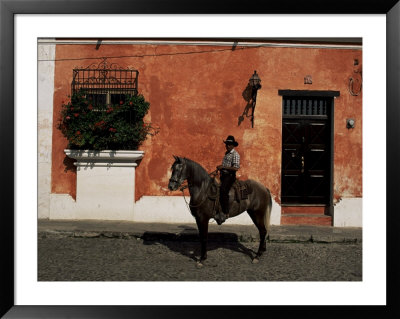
[215,135,240,225]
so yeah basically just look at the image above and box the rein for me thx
[180,169,218,209]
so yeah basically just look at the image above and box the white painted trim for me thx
[134,195,281,225]
[60,150,145,220]
[48,194,282,225]
[49,194,77,220]
[333,198,362,227]
[64,149,144,167]
[37,38,362,50]
[38,42,56,219]
[74,163,139,168]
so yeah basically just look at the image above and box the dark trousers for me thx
[220,172,236,215]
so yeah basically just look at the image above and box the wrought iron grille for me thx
[282,97,329,117]
[71,58,139,105]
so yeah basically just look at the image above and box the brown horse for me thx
[168,156,272,266]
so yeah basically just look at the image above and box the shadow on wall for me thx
[238,84,253,126]
[63,156,76,173]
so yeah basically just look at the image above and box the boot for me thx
[215,211,228,225]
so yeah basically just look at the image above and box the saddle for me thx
[233,180,252,202]
[207,178,252,224]
[208,178,253,203]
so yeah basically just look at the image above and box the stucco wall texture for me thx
[51,42,362,205]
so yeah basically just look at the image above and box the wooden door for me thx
[281,97,332,205]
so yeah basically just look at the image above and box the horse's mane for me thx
[181,157,211,185]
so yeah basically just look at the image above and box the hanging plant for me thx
[58,89,159,150]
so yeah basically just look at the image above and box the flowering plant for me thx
[59,89,158,150]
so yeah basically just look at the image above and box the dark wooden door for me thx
[281,97,332,204]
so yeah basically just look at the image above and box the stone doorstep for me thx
[281,206,333,226]
[280,214,333,226]
[281,206,327,215]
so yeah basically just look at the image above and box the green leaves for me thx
[58,89,158,150]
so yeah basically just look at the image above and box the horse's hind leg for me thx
[247,208,268,263]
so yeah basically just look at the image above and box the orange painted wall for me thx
[51,42,362,204]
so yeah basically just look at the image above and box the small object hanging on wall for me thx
[249,70,262,128]
[349,69,362,96]
[304,75,312,84]
[347,118,355,129]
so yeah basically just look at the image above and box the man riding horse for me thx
[215,135,240,225]
[168,150,272,264]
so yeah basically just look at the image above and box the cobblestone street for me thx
[38,236,362,281]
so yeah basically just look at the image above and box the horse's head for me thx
[168,156,188,191]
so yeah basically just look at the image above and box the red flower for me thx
[106,107,113,113]
[74,113,79,117]
[70,107,74,111]
[120,100,124,105]
[76,131,81,135]
[129,102,133,106]
[88,104,93,110]
[109,127,117,133]
[66,116,71,120]
[94,120,106,128]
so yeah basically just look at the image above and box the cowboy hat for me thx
[223,135,238,146]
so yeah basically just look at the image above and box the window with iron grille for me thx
[282,97,330,117]
[61,59,153,150]
[71,59,139,107]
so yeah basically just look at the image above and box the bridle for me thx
[169,159,219,210]
[177,169,219,209]
[168,162,186,189]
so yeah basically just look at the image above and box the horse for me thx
[168,156,272,266]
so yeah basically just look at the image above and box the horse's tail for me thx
[265,187,272,234]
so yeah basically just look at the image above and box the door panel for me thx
[281,97,332,205]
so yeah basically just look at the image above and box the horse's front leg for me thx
[195,216,209,266]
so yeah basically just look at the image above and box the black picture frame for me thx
[1,0,399,318]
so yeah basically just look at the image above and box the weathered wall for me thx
[51,42,362,205]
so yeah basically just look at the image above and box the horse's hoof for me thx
[252,257,259,264]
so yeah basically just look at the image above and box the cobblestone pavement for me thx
[38,236,362,281]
